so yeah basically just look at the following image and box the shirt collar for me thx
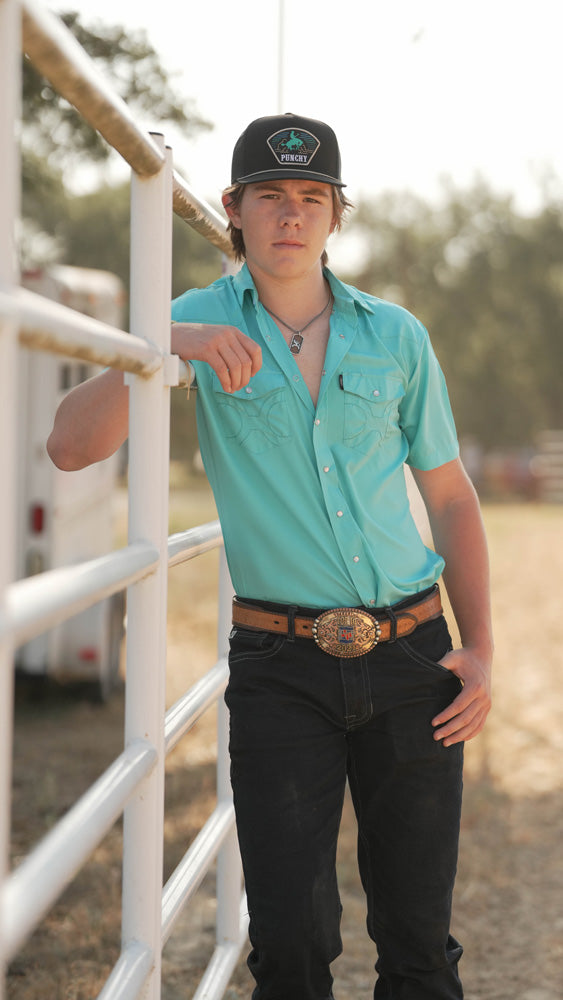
[232,262,376,321]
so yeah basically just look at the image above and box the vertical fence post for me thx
[215,550,243,948]
[215,252,245,969]
[121,135,172,998]
[0,1,21,997]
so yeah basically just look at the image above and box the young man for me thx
[48,113,493,1000]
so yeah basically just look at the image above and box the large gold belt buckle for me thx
[312,608,381,658]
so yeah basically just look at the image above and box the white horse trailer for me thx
[16,265,126,698]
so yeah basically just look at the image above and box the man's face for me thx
[225,178,337,283]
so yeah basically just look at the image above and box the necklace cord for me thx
[262,292,332,337]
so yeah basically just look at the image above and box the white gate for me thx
[0,1,247,997]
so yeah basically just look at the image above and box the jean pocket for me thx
[228,627,286,664]
[396,617,459,680]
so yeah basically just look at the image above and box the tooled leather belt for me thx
[232,585,443,658]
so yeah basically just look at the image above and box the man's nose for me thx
[280,201,302,226]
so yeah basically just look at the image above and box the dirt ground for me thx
[7,502,563,1000]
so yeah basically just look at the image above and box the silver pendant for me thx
[289,333,303,355]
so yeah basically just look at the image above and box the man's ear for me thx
[222,192,241,229]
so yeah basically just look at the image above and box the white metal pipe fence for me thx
[0,1,246,997]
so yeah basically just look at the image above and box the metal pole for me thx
[121,134,173,999]
[215,549,242,949]
[277,0,285,112]
[0,1,21,996]
[215,256,239,950]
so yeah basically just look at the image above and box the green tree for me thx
[339,183,563,448]
[22,9,210,174]
[21,9,212,268]
[59,181,221,309]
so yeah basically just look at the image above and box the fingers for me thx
[431,649,492,747]
[171,323,262,392]
[432,694,490,746]
[213,337,258,393]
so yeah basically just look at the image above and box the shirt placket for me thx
[313,308,379,608]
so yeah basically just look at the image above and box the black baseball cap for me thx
[231,113,345,187]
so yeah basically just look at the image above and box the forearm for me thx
[430,484,494,661]
[47,368,129,471]
[47,320,261,471]
[413,458,493,743]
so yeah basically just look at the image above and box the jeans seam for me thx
[348,751,377,936]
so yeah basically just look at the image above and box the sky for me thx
[54,0,562,216]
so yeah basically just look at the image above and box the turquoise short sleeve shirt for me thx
[171,265,459,608]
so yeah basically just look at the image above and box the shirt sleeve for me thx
[400,324,459,470]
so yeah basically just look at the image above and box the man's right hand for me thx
[171,323,262,393]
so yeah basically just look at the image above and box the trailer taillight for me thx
[30,504,45,534]
[79,647,99,662]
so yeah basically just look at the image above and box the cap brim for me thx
[233,167,346,187]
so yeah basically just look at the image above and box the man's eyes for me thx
[259,193,321,203]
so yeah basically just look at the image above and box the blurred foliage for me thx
[21,9,210,174]
[51,181,220,468]
[338,182,563,448]
[20,13,562,454]
[20,8,213,270]
[21,7,221,471]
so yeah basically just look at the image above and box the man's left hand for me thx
[432,648,492,746]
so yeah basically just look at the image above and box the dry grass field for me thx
[8,490,563,1000]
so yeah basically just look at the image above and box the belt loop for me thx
[385,606,398,643]
[287,606,298,642]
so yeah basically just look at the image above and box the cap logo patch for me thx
[267,128,320,168]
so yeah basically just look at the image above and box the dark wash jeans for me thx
[225,602,465,1000]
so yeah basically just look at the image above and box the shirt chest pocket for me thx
[212,370,292,454]
[341,373,404,452]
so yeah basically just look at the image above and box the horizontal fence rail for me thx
[2,739,157,962]
[161,799,235,946]
[1,2,246,998]
[21,0,234,256]
[168,521,223,567]
[4,542,158,646]
[165,658,229,755]
[4,518,223,651]
[8,286,163,373]
[3,521,228,957]
[97,941,155,1000]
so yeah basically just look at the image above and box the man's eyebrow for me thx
[252,182,284,192]
[252,181,331,198]
[299,186,331,199]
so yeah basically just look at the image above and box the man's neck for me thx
[248,263,329,327]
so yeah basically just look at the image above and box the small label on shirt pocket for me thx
[341,373,404,452]
[212,370,291,454]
